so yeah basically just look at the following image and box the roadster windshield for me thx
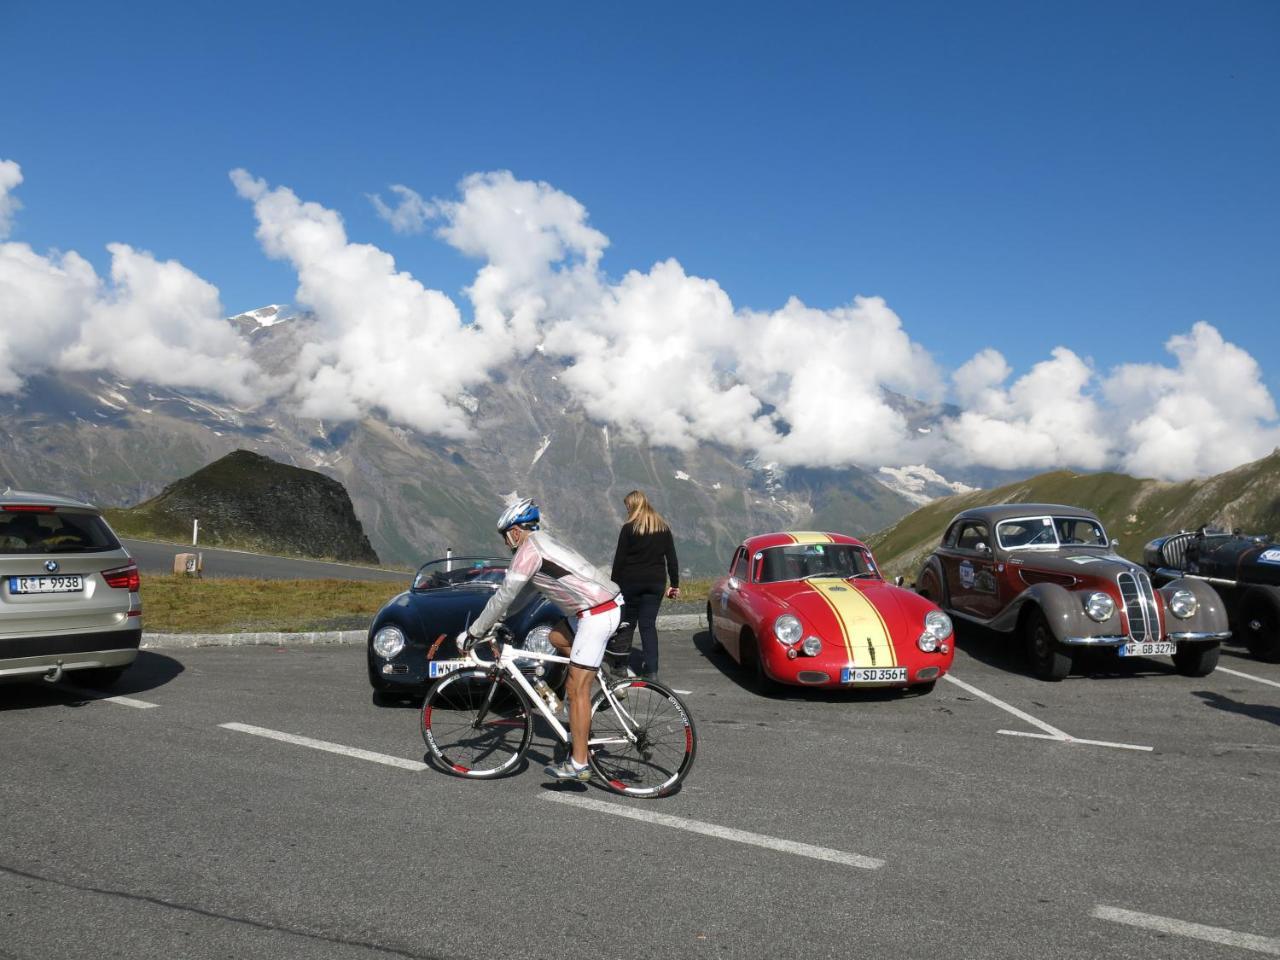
[995,516,1109,550]
[755,543,879,583]
[413,557,510,591]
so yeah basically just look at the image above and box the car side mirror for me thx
[727,577,740,591]
[975,542,990,555]
[1111,538,1121,548]
[894,575,904,587]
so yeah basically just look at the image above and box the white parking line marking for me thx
[59,685,159,709]
[542,793,884,870]
[1218,667,1280,690]
[673,689,693,695]
[219,723,427,771]
[946,674,1153,751]
[1093,905,1280,955]
[944,674,1070,738]
[998,730,1153,752]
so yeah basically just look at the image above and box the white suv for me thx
[0,490,141,687]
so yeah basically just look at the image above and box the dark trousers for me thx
[617,584,664,675]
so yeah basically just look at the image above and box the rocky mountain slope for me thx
[103,450,378,564]
[0,308,951,574]
[865,449,1280,580]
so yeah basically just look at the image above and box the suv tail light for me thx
[2,505,55,513]
[102,561,140,591]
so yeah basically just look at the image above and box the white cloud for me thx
[368,184,434,235]
[0,159,22,239]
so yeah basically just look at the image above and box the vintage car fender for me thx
[1156,577,1231,640]
[986,582,1114,644]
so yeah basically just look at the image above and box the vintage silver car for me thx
[916,503,1230,680]
[0,490,142,687]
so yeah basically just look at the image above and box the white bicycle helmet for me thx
[496,497,541,534]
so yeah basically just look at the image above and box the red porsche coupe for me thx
[707,531,954,693]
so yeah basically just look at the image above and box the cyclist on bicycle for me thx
[459,497,622,782]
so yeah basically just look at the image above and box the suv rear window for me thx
[0,510,121,554]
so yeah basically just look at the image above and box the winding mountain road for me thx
[121,538,413,582]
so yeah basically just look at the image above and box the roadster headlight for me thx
[522,624,556,656]
[801,636,822,656]
[1169,589,1198,619]
[918,631,939,652]
[924,610,953,640]
[1084,592,1116,622]
[372,625,406,659]
[774,614,803,645]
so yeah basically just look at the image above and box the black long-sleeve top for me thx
[610,525,679,590]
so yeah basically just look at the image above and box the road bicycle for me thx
[420,624,696,798]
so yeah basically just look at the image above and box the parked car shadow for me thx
[690,629,934,704]
[952,622,1180,681]
[0,651,185,712]
[1193,690,1280,728]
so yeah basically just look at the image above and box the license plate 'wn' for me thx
[428,659,469,678]
[9,575,84,594]
[841,666,908,683]
[1119,641,1176,657]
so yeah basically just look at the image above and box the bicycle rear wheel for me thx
[421,669,532,778]
[588,678,696,798]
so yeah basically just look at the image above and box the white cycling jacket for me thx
[468,530,620,638]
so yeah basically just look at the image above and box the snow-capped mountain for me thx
[0,308,981,572]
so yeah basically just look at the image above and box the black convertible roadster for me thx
[367,556,567,702]
[1144,528,1280,662]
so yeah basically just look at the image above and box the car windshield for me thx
[413,557,511,591]
[0,509,121,554]
[755,543,879,583]
[996,516,1109,550]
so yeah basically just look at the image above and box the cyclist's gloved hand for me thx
[455,630,475,653]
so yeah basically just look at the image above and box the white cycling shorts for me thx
[568,604,622,669]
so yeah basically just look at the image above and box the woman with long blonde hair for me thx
[609,490,680,680]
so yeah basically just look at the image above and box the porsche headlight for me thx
[924,610,953,640]
[917,631,939,652]
[372,625,406,659]
[801,636,822,656]
[1084,592,1116,622]
[774,614,803,645]
[1169,589,1198,619]
[522,624,556,656]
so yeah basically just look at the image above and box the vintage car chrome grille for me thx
[1117,571,1160,641]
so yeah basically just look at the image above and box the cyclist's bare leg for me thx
[549,621,573,656]
[565,663,594,765]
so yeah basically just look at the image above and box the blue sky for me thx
[2,1,1278,479]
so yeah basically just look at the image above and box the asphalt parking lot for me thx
[3,628,1278,960]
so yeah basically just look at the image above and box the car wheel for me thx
[1241,587,1280,663]
[916,565,944,605]
[743,631,777,694]
[1172,643,1220,677]
[705,604,724,653]
[72,666,127,689]
[1023,608,1071,681]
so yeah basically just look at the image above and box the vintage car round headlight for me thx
[774,614,803,645]
[918,631,939,652]
[522,624,556,656]
[1084,592,1116,622]
[801,636,822,656]
[1169,588,1198,619]
[372,625,406,659]
[924,610,953,640]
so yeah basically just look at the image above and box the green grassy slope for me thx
[865,450,1280,581]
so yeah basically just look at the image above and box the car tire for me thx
[1172,643,1220,677]
[705,604,724,653]
[916,564,946,606]
[72,665,127,688]
[1241,587,1280,663]
[744,631,778,694]
[1024,608,1071,681]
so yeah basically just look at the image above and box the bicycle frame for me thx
[461,639,639,750]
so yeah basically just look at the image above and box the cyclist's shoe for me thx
[544,759,592,782]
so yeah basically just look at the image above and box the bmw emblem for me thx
[45,560,58,572]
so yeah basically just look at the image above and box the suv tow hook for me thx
[43,661,65,684]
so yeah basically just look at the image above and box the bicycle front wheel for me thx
[421,669,532,778]
[589,679,696,798]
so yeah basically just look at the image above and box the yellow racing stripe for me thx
[807,580,896,667]
[783,532,835,544]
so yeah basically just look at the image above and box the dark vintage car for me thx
[915,503,1230,680]
[1144,528,1280,662]
[708,531,955,693]
[367,555,566,702]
